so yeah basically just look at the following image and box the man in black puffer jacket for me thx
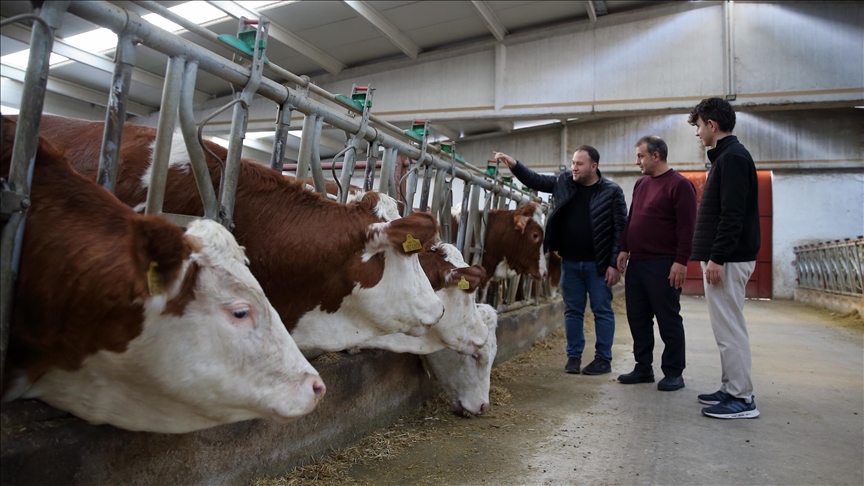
[688,97,761,420]
[494,146,627,376]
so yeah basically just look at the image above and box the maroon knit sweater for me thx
[620,169,697,265]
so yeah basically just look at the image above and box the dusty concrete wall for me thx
[794,288,864,316]
[1,302,565,485]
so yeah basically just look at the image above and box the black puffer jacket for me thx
[511,161,627,276]
[691,135,760,264]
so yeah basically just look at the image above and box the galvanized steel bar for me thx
[144,55,185,216]
[66,1,543,208]
[379,147,397,199]
[270,101,292,172]
[418,164,434,212]
[465,183,482,261]
[456,183,472,258]
[219,17,268,230]
[363,140,379,192]
[1,0,69,386]
[472,188,494,267]
[177,60,219,220]
[794,238,864,296]
[338,142,359,203]
[295,113,317,182]
[96,30,136,192]
[309,116,327,195]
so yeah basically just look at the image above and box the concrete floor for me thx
[346,296,864,485]
[534,296,864,485]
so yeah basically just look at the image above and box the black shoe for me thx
[657,375,685,391]
[564,357,582,374]
[697,389,729,405]
[581,358,611,375]
[617,368,655,384]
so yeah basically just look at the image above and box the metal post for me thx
[0,0,69,386]
[363,140,379,192]
[144,55,185,216]
[456,183,472,257]
[270,101,292,172]
[295,113,317,182]
[465,182,482,261]
[309,115,327,195]
[337,139,359,203]
[177,59,218,220]
[97,30,136,192]
[219,18,268,230]
[418,164,433,212]
[472,188,494,267]
[379,147,397,199]
[403,160,419,216]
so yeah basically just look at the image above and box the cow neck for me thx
[3,141,151,390]
[229,161,387,331]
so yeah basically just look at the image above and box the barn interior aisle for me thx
[255,297,864,485]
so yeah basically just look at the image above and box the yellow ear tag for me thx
[402,234,422,253]
[457,276,470,290]
[147,261,163,296]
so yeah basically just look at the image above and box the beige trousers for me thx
[701,261,757,402]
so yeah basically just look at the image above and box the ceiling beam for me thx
[207,1,346,74]
[0,63,155,116]
[342,1,421,59]
[496,120,514,132]
[431,123,461,141]
[470,1,508,42]
[0,21,210,103]
[585,1,597,22]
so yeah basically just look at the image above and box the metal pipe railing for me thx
[794,237,864,296]
[96,29,136,192]
[0,0,70,388]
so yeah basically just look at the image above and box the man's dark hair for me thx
[688,97,736,132]
[575,145,600,164]
[635,135,668,161]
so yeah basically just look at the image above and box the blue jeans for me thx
[560,259,615,361]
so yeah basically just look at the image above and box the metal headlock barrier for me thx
[794,237,864,297]
[0,1,555,383]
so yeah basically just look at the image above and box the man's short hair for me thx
[635,136,668,161]
[688,97,736,132]
[575,145,600,164]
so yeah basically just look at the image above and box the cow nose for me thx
[479,402,489,415]
[308,374,326,401]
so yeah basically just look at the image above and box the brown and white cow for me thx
[32,115,444,352]
[425,303,498,416]
[453,202,548,290]
[0,117,324,433]
[357,243,488,355]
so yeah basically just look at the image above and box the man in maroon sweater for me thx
[616,136,697,391]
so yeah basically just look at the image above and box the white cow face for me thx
[430,244,489,355]
[359,215,446,335]
[25,220,325,433]
[426,303,498,416]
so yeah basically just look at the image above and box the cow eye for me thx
[232,309,249,319]
[532,232,540,242]
[225,303,254,324]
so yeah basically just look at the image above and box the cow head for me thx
[10,219,324,433]
[420,243,489,355]
[426,303,498,416]
[355,210,445,336]
[492,203,547,280]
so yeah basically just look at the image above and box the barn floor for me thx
[257,296,864,486]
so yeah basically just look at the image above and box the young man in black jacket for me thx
[494,146,627,376]
[689,97,761,419]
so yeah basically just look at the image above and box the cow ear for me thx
[513,213,530,233]
[384,211,439,253]
[129,215,190,296]
[357,191,379,212]
[447,264,485,292]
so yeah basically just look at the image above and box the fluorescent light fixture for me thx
[245,131,274,139]
[242,1,285,10]
[1,50,68,69]
[512,119,560,130]
[142,2,227,33]
[62,28,118,53]
[1,105,20,115]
